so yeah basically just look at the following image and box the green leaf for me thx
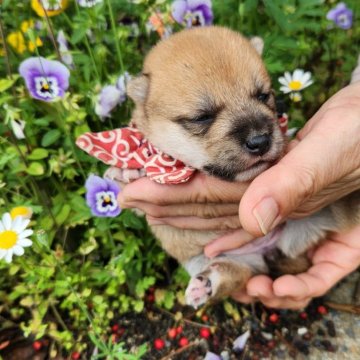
[28,148,49,160]
[55,204,71,225]
[41,129,61,147]
[0,75,20,92]
[26,162,45,176]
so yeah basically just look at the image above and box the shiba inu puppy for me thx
[107,27,360,308]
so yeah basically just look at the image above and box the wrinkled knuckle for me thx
[292,165,317,201]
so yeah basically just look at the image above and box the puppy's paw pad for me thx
[185,275,212,308]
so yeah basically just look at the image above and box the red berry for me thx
[201,315,209,322]
[199,327,211,339]
[269,313,279,323]
[111,324,119,333]
[32,340,42,351]
[147,294,155,303]
[317,305,327,315]
[299,312,308,319]
[176,326,183,335]
[71,351,81,360]
[168,328,177,339]
[179,337,189,347]
[154,338,165,350]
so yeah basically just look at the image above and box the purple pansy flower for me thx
[19,57,70,102]
[326,2,353,30]
[95,72,131,120]
[85,174,121,217]
[171,0,213,28]
[57,30,74,69]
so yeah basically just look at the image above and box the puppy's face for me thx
[128,27,285,182]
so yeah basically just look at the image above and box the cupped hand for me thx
[118,172,248,231]
[231,225,360,309]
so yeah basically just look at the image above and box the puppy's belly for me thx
[151,225,220,264]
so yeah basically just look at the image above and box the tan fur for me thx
[110,27,360,307]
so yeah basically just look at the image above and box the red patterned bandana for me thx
[76,116,288,185]
[76,127,195,184]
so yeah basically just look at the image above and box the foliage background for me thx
[0,0,359,358]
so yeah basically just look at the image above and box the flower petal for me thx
[12,245,25,256]
[279,86,291,94]
[233,330,251,351]
[278,76,289,86]
[171,0,188,24]
[2,213,12,230]
[17,238,33,247]
[18,229,34,239]
[293,69,305,81]
[5,250,13,263]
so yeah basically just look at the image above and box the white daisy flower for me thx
[278,69,313,94]
[289,92,302,102]
[0,213,33,263]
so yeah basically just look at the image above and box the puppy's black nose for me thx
[245,134,271,156]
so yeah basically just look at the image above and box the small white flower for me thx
[10,119,26,139]
[289,92,302,102]
[0,213,33,263]
[278,69,313,94]
[42,0,63,10]
[77,0,103,7]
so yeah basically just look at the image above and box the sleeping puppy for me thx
[109,26,360,308]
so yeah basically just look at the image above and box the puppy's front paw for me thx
[104,167,145,184]
[185,275,213,308]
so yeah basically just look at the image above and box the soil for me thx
[1,270,360,360]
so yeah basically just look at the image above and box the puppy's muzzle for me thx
[245,133,271,156]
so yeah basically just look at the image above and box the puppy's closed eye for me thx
[256,92,270,103]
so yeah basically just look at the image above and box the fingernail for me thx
[253,197,280,235]
[248,290,259,297]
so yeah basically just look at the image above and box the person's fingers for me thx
[120,201,239,219]
[244,275,310,309]
[239,106,360,237]
[118,172,248,206]
[257,295,311,310]
[246,275,274,297]
[204,229,255,258]
[146,214,241,231]
[231,290,254,304]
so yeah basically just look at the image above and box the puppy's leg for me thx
[184,253,267,308]
[276,207,338,258]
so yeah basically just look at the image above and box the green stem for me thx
[50,302,69,332]
[73,2,101,82]
[105,0,125,74]
[39,0,62,61]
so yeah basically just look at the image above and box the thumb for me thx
[239,124,350,236]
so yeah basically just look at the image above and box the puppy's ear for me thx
[249,36,264,56]
[127,75,149,104]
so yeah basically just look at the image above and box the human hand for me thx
[118,172,249,231]
[230,225,360,309]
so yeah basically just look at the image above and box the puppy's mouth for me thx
[203,160,274,182]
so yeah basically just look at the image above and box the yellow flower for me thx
[7,31,27,54]
[7,19,43,54]
[28,37,43,52]
[21,19,35,34]
[31,0,69,17]
[10,206,33,220]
